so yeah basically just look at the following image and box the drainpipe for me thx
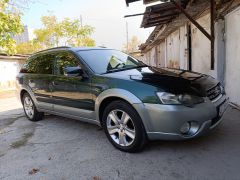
[215,19,226,85]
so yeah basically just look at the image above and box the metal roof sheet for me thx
[141,1,189,28]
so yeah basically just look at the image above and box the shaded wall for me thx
[225,6,240,105]
[0,58,26,90]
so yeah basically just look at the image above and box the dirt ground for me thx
[0,92,240,180]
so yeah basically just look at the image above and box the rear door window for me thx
[27,53,55,74]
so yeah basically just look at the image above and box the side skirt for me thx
[38,108,101,127]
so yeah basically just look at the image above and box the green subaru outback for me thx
[17,46,228,152]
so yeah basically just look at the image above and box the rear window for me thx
[26,54,55,74]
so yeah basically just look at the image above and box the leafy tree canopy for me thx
[0,0,24,54]
[17,15,95,54]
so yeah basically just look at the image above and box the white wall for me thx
[191,14,217,77]
[140,51,149,65]
[179,25,188,69]
[159,41,166,67]
[160,26,188,69]
[225,7,240,105]
[166,29,180,68]
[149,47,157,66]
[0,59,25,90]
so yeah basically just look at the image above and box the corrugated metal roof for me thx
[139,0,211,52]
[125,0,161,5]
[141,2,178,28]
[143,0,160,4]
[125,0,140,6]
[141,1,190,28]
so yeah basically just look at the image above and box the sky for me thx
[21,0,155,50]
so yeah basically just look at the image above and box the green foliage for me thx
[16,40,42,54]
[34,15,62,47]
[17,15,96,54]
[61,18,95,47]
[32,15,95,51]
[0,0,24,54]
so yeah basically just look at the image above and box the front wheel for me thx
[102,100,147,152]
[22,93,44,122]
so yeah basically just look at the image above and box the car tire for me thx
[22,93,44,122]
[102,100,147,152]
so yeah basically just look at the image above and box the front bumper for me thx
[133,94,228,140]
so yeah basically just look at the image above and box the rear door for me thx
[51,51,94,118]
[26,53,55,110]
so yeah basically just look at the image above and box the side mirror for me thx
[64,66,83,77]
[20,68,28,73]
[20,64,29,73]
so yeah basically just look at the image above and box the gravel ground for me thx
[0,95,240,180]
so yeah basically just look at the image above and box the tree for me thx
[16,15,96,54]
[61,18,95,47]
[16,40,42,54]
[34,15,63,48]
[32,15,95,50]
[123,36,141,53]
[0,0,24,54]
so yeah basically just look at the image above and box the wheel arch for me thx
[20,89,29,104]
[95,88,143,124]
[19,88,38,106]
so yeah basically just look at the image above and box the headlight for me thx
[220,85,225,94]
[157,92,204,106]
[157,92,181,105]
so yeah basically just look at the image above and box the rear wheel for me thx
[102,100,147,152]
[22,93,44,122]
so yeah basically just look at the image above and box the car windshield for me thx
[77,49,146,74]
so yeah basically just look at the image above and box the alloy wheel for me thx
[23,96,34,119]
[106,109,135,146]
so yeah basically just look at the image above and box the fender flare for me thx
[19,87,38,106]
[95,88,142,121]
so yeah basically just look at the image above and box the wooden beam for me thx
[170,0,212,41]
[171,0,215,70]
[150,12,179,19]
[124,13,145,18]
[147,17,175,24]
[143,20,170,28]
[210,0,216,70]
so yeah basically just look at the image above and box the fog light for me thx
[180,121,200,136]
[180,122,191,134]
[188,122,199,135]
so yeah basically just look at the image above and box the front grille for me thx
[206,84,222,101]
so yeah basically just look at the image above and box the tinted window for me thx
[27,54,54,74]
[77,49,144,74]
[54,52,80,76]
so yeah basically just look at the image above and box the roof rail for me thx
[35,46,71,54]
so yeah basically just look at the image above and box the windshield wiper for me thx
[103,65,148,74]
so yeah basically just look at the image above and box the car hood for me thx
[103,67,219,96]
